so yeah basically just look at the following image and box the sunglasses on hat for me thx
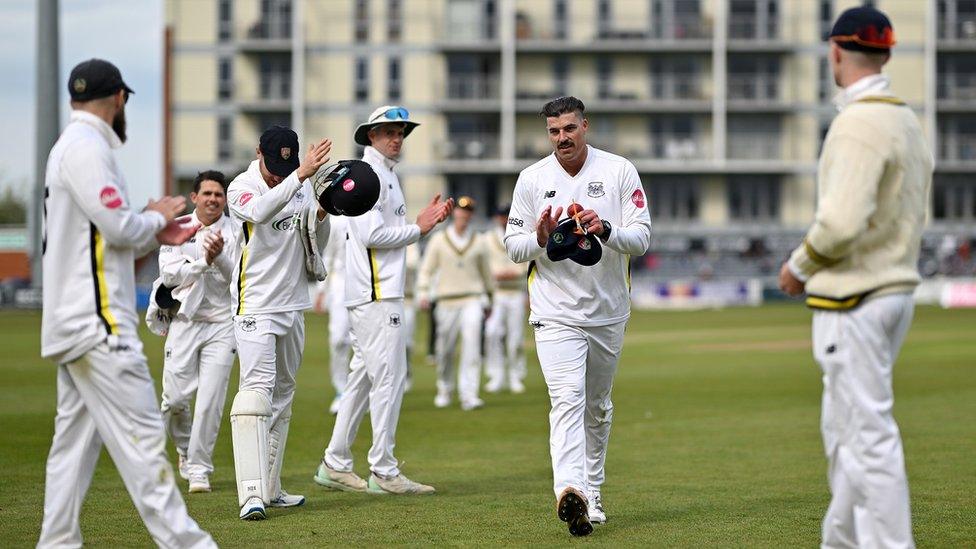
[381,107,409,121]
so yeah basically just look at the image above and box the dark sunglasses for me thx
[382,107,409,121]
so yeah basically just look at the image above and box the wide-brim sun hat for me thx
[354,105,419,146]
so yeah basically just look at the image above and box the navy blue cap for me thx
[546,218,602,267]
[259,125,301,177]
[828,6,896,53]
[68,58,134,102]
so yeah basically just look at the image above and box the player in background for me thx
[157,170,238,494]
[483,204,528,394]
[417,196,495,410]
[321,214,351,414]
[226,126,333,520]
[315,106,451,494]
[778,7,932,548]
[504,96,651,536]
[38,58,215,548]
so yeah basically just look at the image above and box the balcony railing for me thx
[729,15,779,41]
[938,16,976,40]
[650,75,703,100]
[727,75,780,101]
[649,15,712,40]
[938,73,976,100]
[447,75,500,100]
[727,132,781,160]
[940,134,976,161]
[647,137,710,160]
[442,17,496,42]
[439,133,500,160]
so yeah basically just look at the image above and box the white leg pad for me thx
[231,390,271,506]
[267,409,291,499]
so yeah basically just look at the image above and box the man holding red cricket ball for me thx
[503,96,652,537]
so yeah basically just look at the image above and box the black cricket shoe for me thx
[557,487,593,537]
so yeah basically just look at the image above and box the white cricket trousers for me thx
[325,299,408,478]
[434,297,485,403]
[485,291,527,387]
[327,288,352,394]
[534,320,626,499]
[38,340,215,549]
[160,318,235,477]
[234,310,305,497]
[813,294,915,549]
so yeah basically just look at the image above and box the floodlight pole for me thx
[31,0,60,288]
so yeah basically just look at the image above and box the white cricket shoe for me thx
[188,473,211,493]
[588,492,606,524]
[239,496,266,520]
[434,390,451,408]
[329,395,342,415]
[484,379,504,393]
[367,473,435,495]
[269,490,305,508]
[510,379,526,394]
[177,454,189,481]
[313,461,368,492]
[460,397,484,411]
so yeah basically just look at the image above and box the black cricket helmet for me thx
[313,160,381,217]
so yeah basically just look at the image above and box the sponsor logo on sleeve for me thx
[587,182,605,198]
[507,217,524,227]
[239,192,254,206]
[99,186,123,209]
[631,189,645,208]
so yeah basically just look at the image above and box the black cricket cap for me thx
[313,160,381,217]
[68,58,134,102]
[259,125,301,178]
[546,218,602,267]
[828,6,896,53]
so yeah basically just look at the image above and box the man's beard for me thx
[112,109,127,143]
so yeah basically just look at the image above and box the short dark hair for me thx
[540,96,585,118]
[193,170,226,193]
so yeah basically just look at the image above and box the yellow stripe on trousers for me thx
[90,226,118,335]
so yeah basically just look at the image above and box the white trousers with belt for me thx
[38,339,215,549]
[434,297,485,403]
[813,294,915,549]
[325,299,408,478]
[160,318,235,477]
[534,320,626,499]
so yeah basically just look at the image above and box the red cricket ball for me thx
[567,203,584,218]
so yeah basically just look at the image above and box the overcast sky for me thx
[0,0,162,208]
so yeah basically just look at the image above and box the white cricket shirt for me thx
[227,159,329,315]
[158,211,238,322]
[344,146,422,307]
[41,110,166,363]
[504,145,652,327]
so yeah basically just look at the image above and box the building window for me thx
[728,176,780,221]
[728,115,781,160]
[553,56,569,96]
[820,0,833,40]
[387,0,402,41]
[355,57,369,102]
[730,0,779,40]
[218,57,233,100]
[650,0,705,39]
[728,55,780,101]
[388,57,401,101]
[649,115,703,159]
[259,55,290,100]
[650,56,702,100]
[554,0,568,39]
[217,117,232,161]
[596,56,612,99]
[257,0,291,39]
[933,176,976,221]
[218,0,232,41]
[938,0,976,40]
[597,0,611,37]
[818,58,832,101]
[649,178,700,221]
[484,0,497,39]
[355,0,369,42]
[939,114,976,161]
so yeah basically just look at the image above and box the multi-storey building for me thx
[166,0,976,280]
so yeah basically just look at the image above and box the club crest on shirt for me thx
[239,316,257,332]
[295,191,304,201]
[389,313,401,327]
[587,182,605,198]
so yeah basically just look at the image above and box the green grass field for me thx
[1,304,974,547]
